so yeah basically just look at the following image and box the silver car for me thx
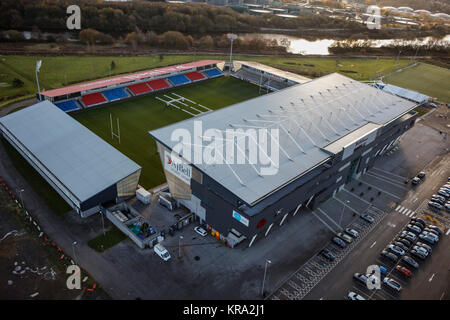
[383,277,402,292]
[387,244,405,256]
[345,228,359,238]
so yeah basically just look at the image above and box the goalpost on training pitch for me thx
[110,113,121,144]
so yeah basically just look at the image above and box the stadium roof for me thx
[41,60,222,98]
[150,73,417,206]
[235,60,311,84]
[0,101,141,203]
[381,84,429,104]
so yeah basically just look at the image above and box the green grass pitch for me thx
[73,76,262,189]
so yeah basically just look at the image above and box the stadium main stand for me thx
[128,83,153,96]
[82,92,107,107]
[185,71,206,82]
[102,88,129,102]
[204,68,223,78]
[168,74,191,86]
[147,78,171,91]
[54,100,81,113]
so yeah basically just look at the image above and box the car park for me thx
[360,214,374,223]
[395,265,411,278]
[353,273,368,285]
[432,194,446,202]
[383,277,402,292]
[411,177,421,185]
[387,244,405,256]
[153,243,171,261]
[194,226,208,237]
[332,236,346,248]
[344,228,359,238]
[437,190,450,198]
[428,201,443,210]
[405,224,422,234]
[347,291,366,300]
[410,249,427,260]
[431,197,445,205]
[380,250,398,262]
[418,234,436,245]
[320,249,335,261]
[401,255,419,269]
[337,232,353,243]
[393,241,409,252]
[416,242,432,253]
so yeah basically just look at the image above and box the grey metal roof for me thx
[381,84,429,104]
[150,73,417,205]
[0,101,141,203]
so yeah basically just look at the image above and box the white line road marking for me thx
[446,229,450,236]
[440,292,446,300]
[372,167,408,180]
[412,197,419,203]
[406,210,413,217]
[370,241,377,248]
[395,205,401,211]
[399,207,406,214]
[429,274,435,282]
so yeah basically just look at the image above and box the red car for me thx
[395,265,411,278]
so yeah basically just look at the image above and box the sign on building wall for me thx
[232,210,249,227]
[164,151,192,185]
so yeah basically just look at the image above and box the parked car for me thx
[337,232,353,243]
[396,238,411,247]
[416,242,432,253]
[431,197,445,205]
[405,224,422,234]
[437,190,450,198]
[395,265,411,278]
[320,249,335,261]
[353,273,368,285]
[423,228,440,237]
[401,231,417,242]
[410,249,427,260]
[360,214,374,223]
[194,226,208,237]
[393,241,409,252]
[153,243,171,261]
[428,201,443,210]
[332,236,346,248]
[387,244,405,256]
[401,255,419,269]
[445,203,450,212]
[347,291,366,300]
[369,265,387,276]
[412,245,428,256]
[431,195,446,203]
[411,177,421,185]
[418,234,436,245]
[383,277,402,292]
[417,172,426,179]
[410,221,425,230]
[410,217,426,228]
[421,231,439,242]
[427,225,443,235]
[345,228,359,238]
[380,250,398,262]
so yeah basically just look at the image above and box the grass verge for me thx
[88,227,127,253]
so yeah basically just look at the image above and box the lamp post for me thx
[72,241,77,265]
[227,33,237,72]
[261,259,271,297]
[178,235,184,259]
[35,60,42,100]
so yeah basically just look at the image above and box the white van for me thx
[154,243,171,261]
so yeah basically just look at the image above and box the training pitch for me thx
[72,76,262,189]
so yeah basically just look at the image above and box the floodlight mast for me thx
[227,33,237,72]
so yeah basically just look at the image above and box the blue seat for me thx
[54,100,80,112]
[102,88,129,101]
[204,68,222,78]
[168,74,191,86]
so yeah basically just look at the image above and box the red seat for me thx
[147,78,171,90]
[185,71,205,82]
[81,92,107,107]
[128,83,152,95]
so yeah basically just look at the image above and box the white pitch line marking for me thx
[429,274,435,282]
[370,241,377,248]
